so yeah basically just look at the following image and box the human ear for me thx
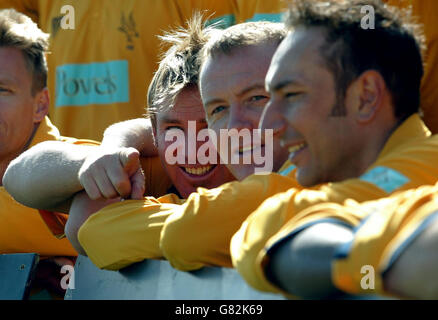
[33,87,49,123]
[353,70,385,123]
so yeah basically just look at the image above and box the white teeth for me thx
[288,143,306,154]
[184,165,213,176]
[239,145,254,153]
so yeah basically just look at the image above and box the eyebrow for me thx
[160,116,208,124]
[204,83,267,109]
[269,79,302,93]
[204,98,225,110]
[236,83,266,98]
[0,77,16,86]
[160,117,182,124]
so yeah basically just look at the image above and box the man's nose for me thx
[227,102,255,132]
[259,98,287,136]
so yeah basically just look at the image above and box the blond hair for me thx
[147,12,221,129]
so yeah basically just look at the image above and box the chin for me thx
[229,165,256,181]
[296,169,317,188]
[176,185,197,199]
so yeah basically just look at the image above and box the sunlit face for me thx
[263,28,364,187]
[0,47,47,165]
[200,43,289,180]
[154,85,235,198]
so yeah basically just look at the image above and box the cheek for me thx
[226,163,252,181]
[206,127,222,153]
[0,107,32,138]
[247,108,264,126]
[210,113,229,130]
[0,117,7,139]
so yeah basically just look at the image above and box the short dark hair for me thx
[0,9,49,95]
[285,0,425,120]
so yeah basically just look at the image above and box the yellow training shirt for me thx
[78,161,297,270]
[329,185,438,297]
[230,114,438,294]
[236,0,286,23]
[78,193,184,270]
[273,183,438,297]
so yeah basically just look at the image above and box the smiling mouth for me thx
[238,144,264,154]
[182,165,215,176]
[288,143,307,154]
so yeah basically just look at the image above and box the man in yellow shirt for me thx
[0,8,101,298]
[14,0,437,276]
[5,20,291,270]
[3,14,238,254]
[0,8,92,257]
[229,0,438,298]
[76,0,436,275]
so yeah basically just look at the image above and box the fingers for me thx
[119,147,141,176]
[79,147,144,200]
[80,172,104,200]
[105,165,132,199]
[95,167,120,199]
[80,165,120,200]
[130,168,145,200]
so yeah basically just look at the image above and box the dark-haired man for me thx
[230,0,438,299]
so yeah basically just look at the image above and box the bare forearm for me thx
[66,191,120,256]
[383,217,438,299]
[265,223,353,299]
[3,141,95,212]
[101,118,157,157]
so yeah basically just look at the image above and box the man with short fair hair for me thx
[198,21,288,180]
[5,20,291,271]
[4,14,237,260]
[0,8,88,257]
[77,21,291,270]
[0,8,103,298]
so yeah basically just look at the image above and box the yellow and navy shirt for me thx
[230,114,438,294]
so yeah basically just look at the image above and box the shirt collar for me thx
[29,116,61,149]
[378,113,430,158]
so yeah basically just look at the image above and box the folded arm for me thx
[3,141,94,213]
[4,118,155,213]
[66,191,120,256]
[101,118,157,157]
[384,216,438,299]
[265,222,353,299]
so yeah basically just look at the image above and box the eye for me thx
[165,125,184,132]
[247,95,269,108]
[211,105,227,116]
[250,95,268,102]
[285,92,301,99]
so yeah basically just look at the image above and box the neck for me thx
[356,120,399,177]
